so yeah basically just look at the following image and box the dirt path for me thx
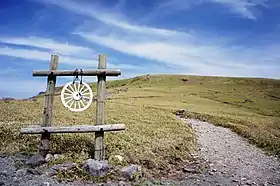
[177,117,280,186]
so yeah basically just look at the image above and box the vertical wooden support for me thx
[39,54,59,157]
[94,54,106,160]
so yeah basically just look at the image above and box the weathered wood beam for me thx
[20,124,126,134]
[33,69,121,76]
[95,54,107,161]
[39,54,58,157]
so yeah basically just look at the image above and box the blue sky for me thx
[0,0,280,99]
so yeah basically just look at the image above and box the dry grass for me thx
[0,74,279,181]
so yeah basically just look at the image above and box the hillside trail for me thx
[1,117,279,186]
[174,116,280,186]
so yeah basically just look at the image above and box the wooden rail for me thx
[33,69,121,76]
[20,124,126,134]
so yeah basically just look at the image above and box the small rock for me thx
[221,171,227,174]
[241,177,247,181]
[121,164,141,180]
[51,162,77,172]
[118,181,128,186]
[0,171,8,177]
[83,159,109,177]
[25,154,46,167]
[183,167,198,173]
[140,180,154,186]
[27,168,42,175]
[53,154,63,160]
[44,169,57,177]
[42,182,51,186]
[232,179,239,183]
[15,168,27,177]
[45,154,54,162]
[102,181,119,186]
[212,169,217,172]
[245,181,253,185]
[176,109,186,115]
[209,172,214,175]
[113,155,124,162]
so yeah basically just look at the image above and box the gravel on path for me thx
[177,117,280,186]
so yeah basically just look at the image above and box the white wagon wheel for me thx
[61,81,93,112]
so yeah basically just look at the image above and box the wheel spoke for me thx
[63,92,73,96]
[74,83,78,92]
[65,88,74,94]
[74,101,77,110]
[81,88,88,94]
[63,96,73,100]
[69,84,75,92]
[77,83,81,93]
[69,100,74,108]
[65,98,73,105]
[80,100,86,107]
[78,101,81,110]
[83,96,91,100]
[79,84,85,92]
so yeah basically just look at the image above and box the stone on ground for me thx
[25,154,46,167]
[82,159,109,177]
[121,164,141,180]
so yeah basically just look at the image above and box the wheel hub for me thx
[73,92,81,101]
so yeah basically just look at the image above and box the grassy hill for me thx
[0,74,279,180]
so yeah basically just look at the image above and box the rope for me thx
[80,69,83,84]
[73,69,79,84]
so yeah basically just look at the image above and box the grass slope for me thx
[0,74,279,180]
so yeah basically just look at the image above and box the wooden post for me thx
[94,54,106,160]
[39,54,59,157]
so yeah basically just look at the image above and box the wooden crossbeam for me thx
[33,69,121,77]
[20,124,125,134]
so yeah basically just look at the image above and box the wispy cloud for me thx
[35,0,186,37]
[74,32,280,77]
[0,46,140,69]
[0,36,93,56]
[211,0,267,20]
[33,0,280,79]
[153,0,268,20]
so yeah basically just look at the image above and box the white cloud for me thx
[211,0,266,20]
[0,47,50,61]
[153,0,267,20]
[0,36,93,56]
[0,46,141,70]
[74,32,280,78]
[35,0,190,37]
